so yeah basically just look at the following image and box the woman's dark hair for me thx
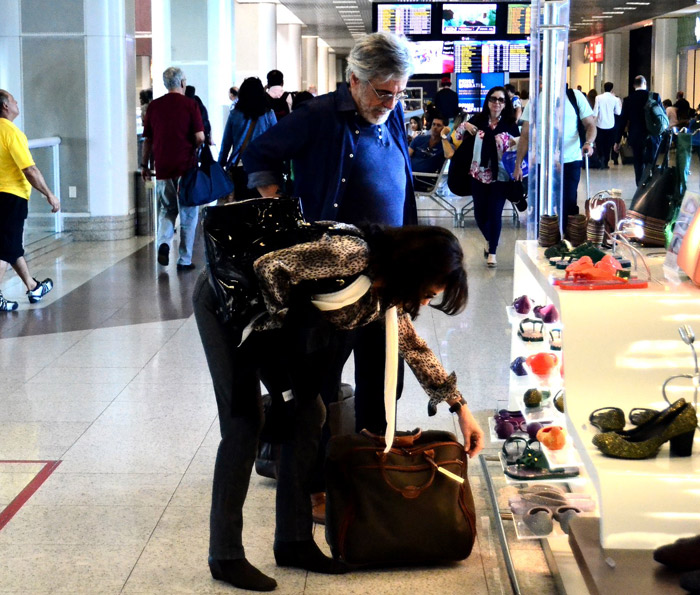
[139,88,153,106]
[476,86,515,124]
[235,77,271,119]
[410,115,423,130]
[364,225,468,319]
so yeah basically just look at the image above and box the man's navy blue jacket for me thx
[243,82,417,225]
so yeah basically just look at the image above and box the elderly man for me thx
[0,90,60,311]
[141,67,204,270]
[244,32,416,436]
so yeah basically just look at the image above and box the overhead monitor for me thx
[481,72,506,101]
[376,3,432,37]
[441,3,497,35]
[453,40,482,74]
[508,40,530,74]
[408,40,454,74]
[507,4,531,35]
[456,73,481,112]
[482,41,510,73]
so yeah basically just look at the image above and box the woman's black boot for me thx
[274,540,348,574]
[209,557,277,591]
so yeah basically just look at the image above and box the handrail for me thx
[27,136,62,233]
[28,136,61,149]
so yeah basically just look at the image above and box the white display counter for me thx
[512,240,700,549]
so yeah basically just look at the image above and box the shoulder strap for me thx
[234,118,258,167]
[566,88,581,121]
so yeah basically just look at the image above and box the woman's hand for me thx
[463,122,478,136]
[513,163,523,182]
[456,406,484,458]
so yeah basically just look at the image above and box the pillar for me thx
[302,35,318,92]
[652,18,678,101]
[328,50,337,92]
[602,33,624,95]
[0,0,137,239]
[152,0,236,161]
[234,1,277,84]
[277,4,302,92]
[317,40,329,95]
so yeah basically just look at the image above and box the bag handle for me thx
[360,427,422,448]
[375,449,438,499]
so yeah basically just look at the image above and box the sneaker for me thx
[157,243,170,266]
[487,254,497,268]
[27,278,53,303]
[0,292,18,311]
[176,263,196,271]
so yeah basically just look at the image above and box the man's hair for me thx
[677,91,685,98]
[663,99,672,108]
[267,69,284,87]
[0,90,10,109]
[345,32,414,83]
[504,83,516,95]
[604,82,613,92]
[163,67,185,91]
[428,112,446,127]
[633,75,646,89]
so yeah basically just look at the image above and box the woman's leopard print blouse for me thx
[253,225,464,411]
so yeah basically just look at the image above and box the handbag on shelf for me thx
[178,144,234,207]
[628,135,675,247]
[325,428,476,567]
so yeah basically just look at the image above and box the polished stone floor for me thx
[0,161,669,593]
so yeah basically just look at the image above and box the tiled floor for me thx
[0,161,676,593]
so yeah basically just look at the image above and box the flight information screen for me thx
[507,4,531,35]
[509,41,530,74]
[482,41,510,73]
[454,41,482,74]
[376,4,432,36]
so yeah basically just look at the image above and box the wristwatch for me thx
[441,134,449,140]
[584,141,595,147]
[448,397,467,414]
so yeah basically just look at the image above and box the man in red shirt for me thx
[141,67,204,270]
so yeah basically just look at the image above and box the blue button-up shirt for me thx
[243,83,417,225]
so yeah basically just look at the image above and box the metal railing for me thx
[27,136,62,234]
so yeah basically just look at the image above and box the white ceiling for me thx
[278,0,700,55]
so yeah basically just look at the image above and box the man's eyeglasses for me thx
[488,96,506,104]
[366,80,408,104]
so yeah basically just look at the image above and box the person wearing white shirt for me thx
[592,82,621,169]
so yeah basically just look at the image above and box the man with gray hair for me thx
[244,32,416,432]
[141,67,205,269]
[242,31,416,542]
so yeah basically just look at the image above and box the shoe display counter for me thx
[567,517,685,594]
[512,240,700,550]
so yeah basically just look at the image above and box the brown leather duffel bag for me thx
[325,428,476,566]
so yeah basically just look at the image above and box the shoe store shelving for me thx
[512,240,700,550]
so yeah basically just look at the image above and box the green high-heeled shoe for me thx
[589,407,625,432]
[592,399,697,459]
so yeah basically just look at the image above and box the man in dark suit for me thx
[675,91,691,125]
[614,75,662,185]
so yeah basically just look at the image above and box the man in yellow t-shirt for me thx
[0,89,60,311]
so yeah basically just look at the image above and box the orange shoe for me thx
[311,492,326,525]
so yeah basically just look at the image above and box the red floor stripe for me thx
[0,460,61,531]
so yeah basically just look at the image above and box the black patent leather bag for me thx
[201,196,306,328]
[628,135,675,246]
